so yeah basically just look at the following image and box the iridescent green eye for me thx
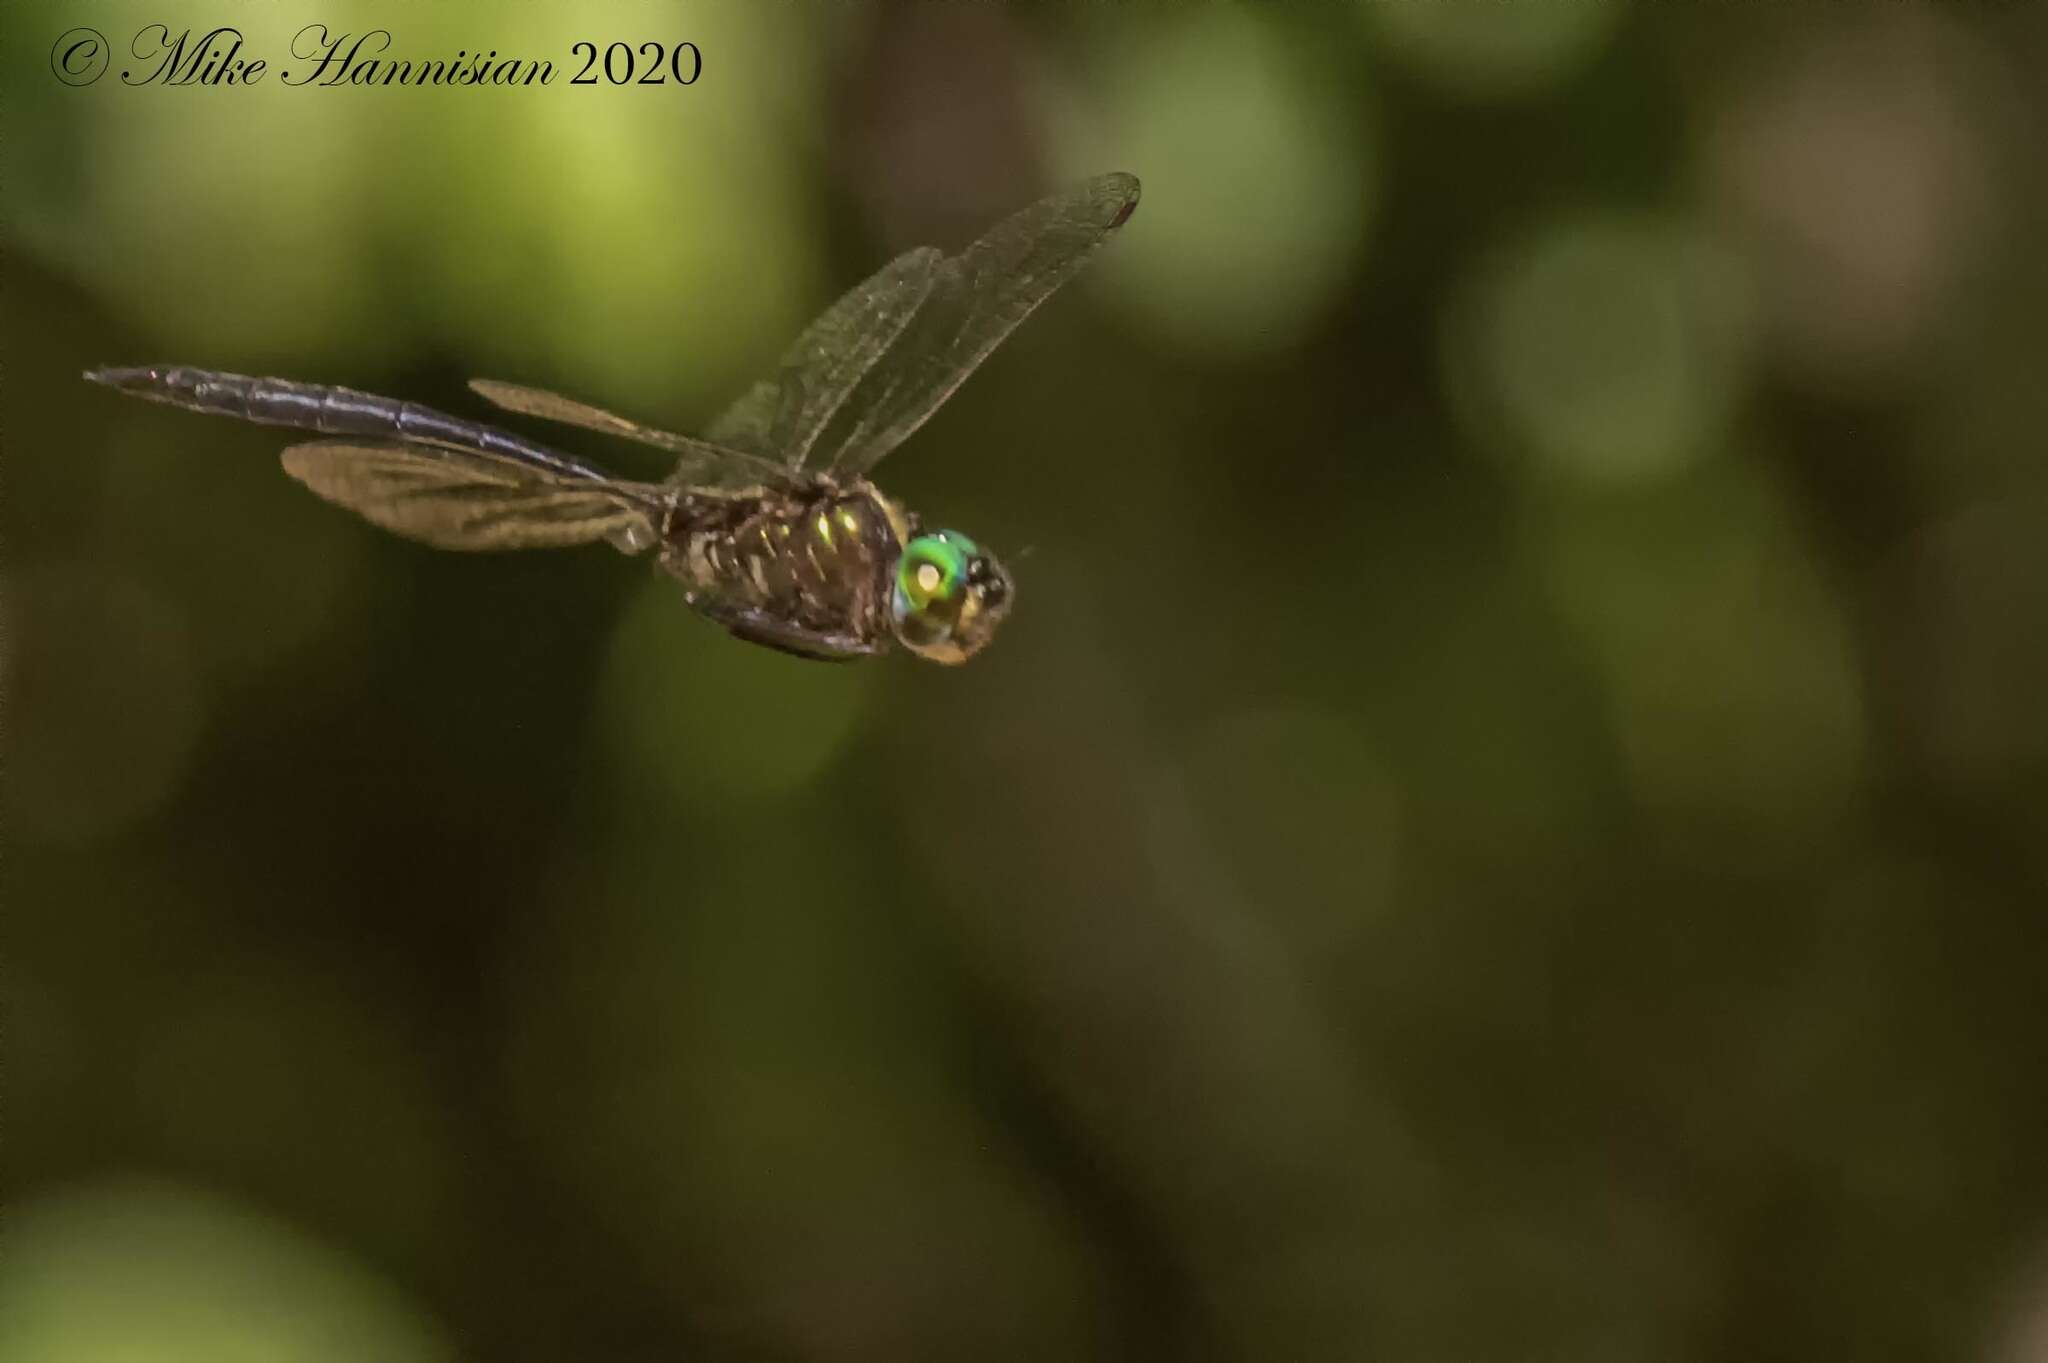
[890,529,1010,664]
[895,533,973,614]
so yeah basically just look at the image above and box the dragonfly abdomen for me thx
[84,365,608,482]
[662,483,905,643]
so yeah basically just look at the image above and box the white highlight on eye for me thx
[916,562,942,594]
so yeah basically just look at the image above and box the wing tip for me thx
[1096,171,1141,229]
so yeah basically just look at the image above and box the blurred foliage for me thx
[6,1,2048,1360]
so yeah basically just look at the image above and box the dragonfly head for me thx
[891,530,1013,664]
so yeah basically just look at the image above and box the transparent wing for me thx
[468,379,792,491]
[280,439,663,553]
[818,172,1141,477]
[704,246,942,471]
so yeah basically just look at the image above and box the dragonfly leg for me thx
[697,605,876,662]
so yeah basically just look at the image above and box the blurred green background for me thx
[7,1,2048,1359]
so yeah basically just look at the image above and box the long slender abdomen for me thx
[85,364,607,482]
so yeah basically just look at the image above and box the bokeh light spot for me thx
[1045,8,1376,358]
[1449,213,1753,485]
[1362,0,1624,100]
[419,69,819,410]
[0,1178,450,1363]
[1702,11,1996,391]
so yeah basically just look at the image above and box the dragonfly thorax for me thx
[658,488,1011,663]
[657,482,903,649]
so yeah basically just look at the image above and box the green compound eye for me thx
[895,533,974,616]
[889,529,1011,665]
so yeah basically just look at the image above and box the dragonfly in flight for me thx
[86,172,1140,663]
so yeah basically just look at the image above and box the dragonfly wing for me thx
[705,246,943,471]
[280,439,663,553]
[468,379,792,491]
[820,172,1141,477]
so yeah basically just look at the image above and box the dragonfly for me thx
[86,172,1140,663]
